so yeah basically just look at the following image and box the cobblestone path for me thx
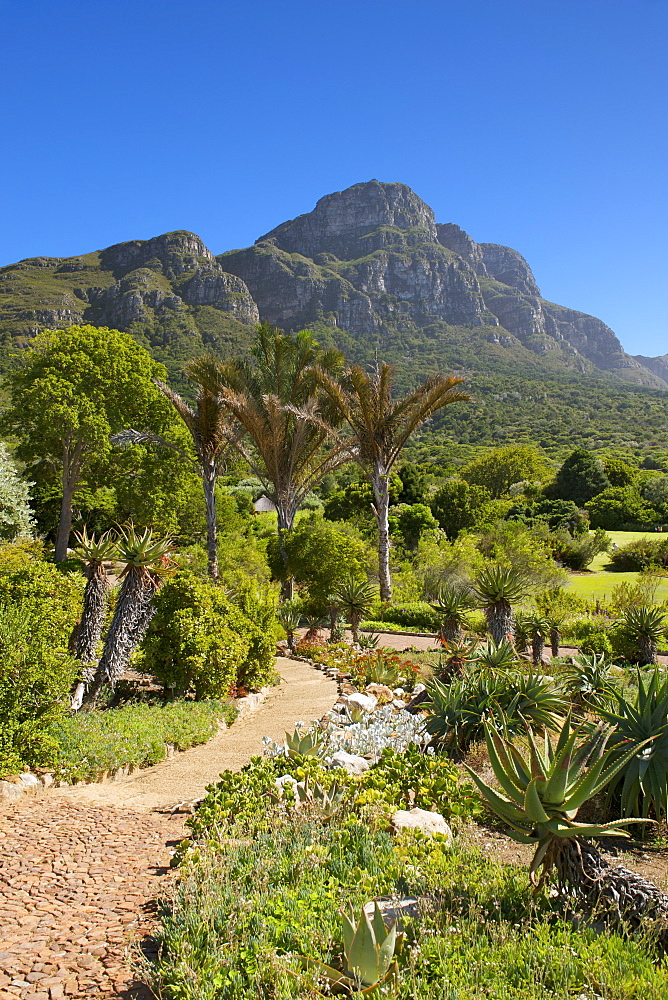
[0,658,339,998]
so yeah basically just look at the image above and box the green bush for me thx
[609,536,668,571]
[140,572,277,698]
[570,618,613,658]
[552,527,610,570]
[48,699,237,783]
[373,602,440,630]
[0,603,79,776]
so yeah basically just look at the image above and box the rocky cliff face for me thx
[0,180,662,389]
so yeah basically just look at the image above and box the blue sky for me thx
[1,0,666,355]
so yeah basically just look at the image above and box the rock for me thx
[364,683,394,704]
[0,780,25,801]
[18,773,41,793]
[392,699,407,709]
[275,775,299,791]
[364,897,422,925]
[391,808,453,843]
[331,751,371,774]
[345,692,377,713]
[393,687,406,696]
[412,683,426,696]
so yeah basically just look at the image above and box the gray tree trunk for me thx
[439,620,461,644]
[486,601,513,645]
[76,567,110,663]
[55,479,76,563]
[203,458,219,581]
[638,637,658,666]
[372,465,392,602]
[531,634,545,667]
[550,627,560,658]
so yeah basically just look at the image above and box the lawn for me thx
[565,530,668,601]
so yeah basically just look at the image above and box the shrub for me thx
[609,536,668,571]
[376,602,440,630]
[0,603,78,776]
[552,527,610,570]
[570,618,613,658]
[140,572,277,697]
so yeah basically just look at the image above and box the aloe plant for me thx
[308,902,402,993]
[525,613,552,666]
[562,652,615,711]
[600,668,668,822]
[474,638,518,671]
[357,631,381,651]
[70,527,118,710]
[285,726,325,760]
[474,564,528,644]
[332,575,378,644]
[277,601,301,652]
[431,583,474,642]
[619,606,666,665]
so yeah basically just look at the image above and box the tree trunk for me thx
[55,478,76,563]
[82,571,156,708]
[439,620,461,644]
[75,567,110,663]
[638,637,658,666]
[203,458,219,581]
[487,601,513,645]
[531,634,545,667]
[556,838,668,949]
[277,502,295,601]
[372,466,392,603]
[550,627,560,658]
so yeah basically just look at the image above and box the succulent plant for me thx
[285,726,325,760]
[430,583,474,642]
[463,716,648,887]
[308,901,402,993]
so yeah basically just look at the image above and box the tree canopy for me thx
[461,445,552,499]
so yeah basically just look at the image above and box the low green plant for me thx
[474,638,518,671]
[285,727,325,761]
[308,902,403,993]
[562,652,616,710]
[616,606,666,666]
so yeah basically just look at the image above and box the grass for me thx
[46,698,237,783]
[566,530,668,602]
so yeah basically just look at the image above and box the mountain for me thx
[0,180,664,404]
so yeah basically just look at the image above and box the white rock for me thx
[392,699,407,709]
[40,773,54,787]
[391,808,453,843]
[19,773,41,792]
[345,692,377,713]
[412,683,426,696]
[393,687,406,696]
[0,780,25,801]
[331,750,371,774]
[275,774,299,790]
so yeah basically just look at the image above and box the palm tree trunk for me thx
[372,466,392,602]
[203,457,219,581]
[550,627,560,658]
[277,502,295,601]
[638,637,657,666]
[487,600,513,645]
[75,567,110,663]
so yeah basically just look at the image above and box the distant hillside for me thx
[0,179,666,453]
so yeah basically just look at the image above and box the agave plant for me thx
[474,638,518,672]
[619,606,666,665]
[285,726,325,760]
[308,902,402,993]
[474,564,529,644]
[332,575,378,644]
[599,668,668,822]
[513,611,530,654]
[357,631,381,651]
[424,669,566,759]
[83,525,172,706]
[430,583,474,642]
[464,718,650,886]
[433,636,479,682]
[69,527,118,710]
[562,652,615,712]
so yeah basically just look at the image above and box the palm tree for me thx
[70,527,118,710]
[112,359,234,580]
[620,606,666,665]
[525,612,551,667]
[202,325,351,597]
[430,583,474,642]
[83,526,172,707]
[474,564,528,644]
[313,362,470,600]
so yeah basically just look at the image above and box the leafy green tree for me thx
[388,503,438,549]
[0,444,35,541]
[430,479,492,538]
[397,462,428,505]
[587,485,658,530]
[461,445,552,499]
[268,512,369,613]
[324,475,402,529]
[546,447,610,508]
[603,458,638,487]
[1,326,181,561]
[314,361,470,600]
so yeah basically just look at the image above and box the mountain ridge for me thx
[0,179,664,392]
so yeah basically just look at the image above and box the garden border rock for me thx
[0,686,271,806]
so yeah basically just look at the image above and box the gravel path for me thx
[0,658,338,999]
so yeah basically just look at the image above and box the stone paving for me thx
[0,657,340,998]
[0,800,185,999]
